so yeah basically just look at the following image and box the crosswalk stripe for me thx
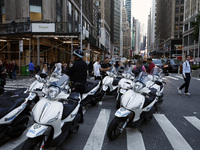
[175,75,183,79]
[83,109,111,150]
[184,116,200,131]
[154,114,192,150]
[167,76,179,80]
[126,128,146,150]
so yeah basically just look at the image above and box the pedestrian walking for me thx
[12,60,18,79]
[178,55,192,95]
[29,61,34,78]
[93,58,101,80]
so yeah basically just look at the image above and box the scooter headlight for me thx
[134,82,143,92]
[48,86,60,99]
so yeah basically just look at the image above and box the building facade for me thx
[156,0,184,59]
[183,0,200,62]
[0,0,104,69]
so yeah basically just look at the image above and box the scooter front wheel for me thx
[107,117,126,141]
[22,136,45,150]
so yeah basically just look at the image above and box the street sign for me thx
[19,40,23,53]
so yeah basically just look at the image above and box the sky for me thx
[132,0,152,32]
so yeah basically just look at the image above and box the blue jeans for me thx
[12,70,17,79]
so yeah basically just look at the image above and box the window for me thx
[175,7,179,13]
[30,0,42,21]
[0,3,5,23]
[181,0,184,4]
[184,24,188,31]
[57,0,62,22]
[175,16,179,21]
[180,15,183,21]
[189,34,194,45]
[75,9,78,21]
[180,6,184,13]
[184,35,188,46]
[176,0,179,4]
[67,1,72,16]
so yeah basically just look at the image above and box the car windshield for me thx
[170,59,176,65]
[174,59,182,65]
[153,59,162,64]
[135,71,150,84]
[150,67,162,75]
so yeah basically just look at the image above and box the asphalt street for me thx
[1,74,200,150]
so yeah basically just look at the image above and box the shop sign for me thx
[32,23,55,32]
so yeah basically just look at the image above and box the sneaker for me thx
[185,92,190,96]
[178,88,182,94]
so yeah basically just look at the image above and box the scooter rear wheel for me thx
[107,117,126,141]
[22,136,44,150]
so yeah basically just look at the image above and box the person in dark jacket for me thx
[67,49,87,123]
[87,61,94,76]
[12,60,18,79]
[100,57,112,79]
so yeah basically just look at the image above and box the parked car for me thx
[152,59,169,73]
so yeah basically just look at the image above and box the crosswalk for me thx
[1,109,199,150]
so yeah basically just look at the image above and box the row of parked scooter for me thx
[0,63,168,149]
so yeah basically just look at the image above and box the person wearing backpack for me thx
[178,55,192,95]
[133,59,146,76]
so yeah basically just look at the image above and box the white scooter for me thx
[116,67,135,108]
[22,74,80,149]
[99,67,121,99]
[107,71,159,140]
[0,89,35,139]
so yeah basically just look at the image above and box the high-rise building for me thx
[113,0,122,56]
[183,0,200,62]
[124,0,131,27]
[156,0,184,59]
[135,19,140,55]
[98,0,114,57]
[122,6,131,58]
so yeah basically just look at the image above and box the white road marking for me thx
[83,109,111,150]
[126,128,146,150]
[176,75,183,79]
[167,76,179,80]
[184,116,200,131]
[154,114,192,150]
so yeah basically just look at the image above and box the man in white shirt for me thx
[93,58,101,80]
[178,55,192,95]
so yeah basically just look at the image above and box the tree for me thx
[191,15,200,42]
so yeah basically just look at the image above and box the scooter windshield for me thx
[150,67,162,76]
[50,74,69,87]
[51,63,62,77]
[135,71,149,84]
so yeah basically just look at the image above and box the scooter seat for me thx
[143,94,156,108]
[60,99,79,120]
[112,78,121,86]
[0,97,25,119]
[84,80,99,93]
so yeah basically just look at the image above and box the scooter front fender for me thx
[115,108,131,117]
[26,123,51,138]
[102,85,108,91]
